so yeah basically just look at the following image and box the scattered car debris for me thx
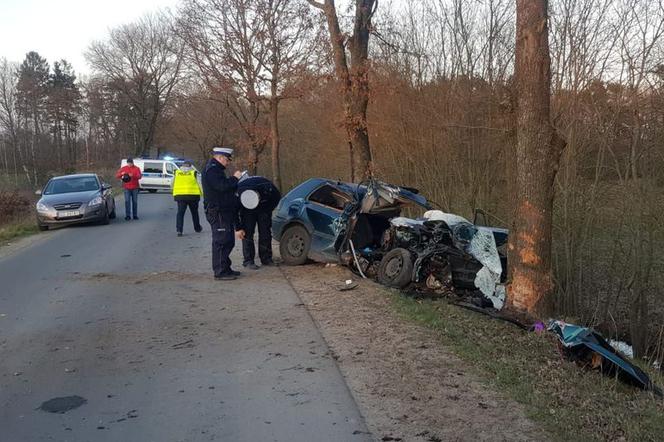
[338,279,359,291]
[548,320,662,397]
[609,340,634,359]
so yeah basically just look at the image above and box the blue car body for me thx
[273,178,430,262]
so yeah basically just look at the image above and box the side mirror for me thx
[102,183,112,190]
[35,189,42,196]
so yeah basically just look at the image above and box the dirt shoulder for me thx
[281,263,543,442]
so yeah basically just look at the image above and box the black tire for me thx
[378,248,414,288]
[279,225,311,266]
[38,224,48,231]
[109,202,116,219]
[100,208,110,225]
[148,189,157,193]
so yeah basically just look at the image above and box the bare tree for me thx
[507,0,566,314]
[307,0,376,181]
[178,0,269,174]
[164,83,235,164]
[86,13,183,156]
[259,0,323,189]
[178,0,320,182]
[0,59,22,184]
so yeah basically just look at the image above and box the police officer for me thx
[237,176,281,269]
[202,147,245,281]
[172,160,203,236]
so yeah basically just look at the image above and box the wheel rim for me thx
[384,255,404,279]
[287,233,305,257]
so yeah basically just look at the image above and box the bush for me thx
[0,191,32,224]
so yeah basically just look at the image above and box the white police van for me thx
[121,158,180,193]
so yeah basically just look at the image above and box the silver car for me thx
[35,173,116,231]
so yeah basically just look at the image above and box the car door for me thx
[305,184,353,261]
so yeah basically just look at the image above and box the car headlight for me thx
[36,201,51,213]
[88,196,103,207]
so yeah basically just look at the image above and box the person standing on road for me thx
[172,160,203,237]
[202,147,245,281]
[115,157,142,221]
[237,176,281,269]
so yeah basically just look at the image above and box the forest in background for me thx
[1,0,663,363]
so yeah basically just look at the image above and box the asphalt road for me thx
[0,193,370,442]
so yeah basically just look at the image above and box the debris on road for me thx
[338,279,358,291]
[38,396,87,413]
[171,339,195,349]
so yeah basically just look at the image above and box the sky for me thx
[0,0,179,77]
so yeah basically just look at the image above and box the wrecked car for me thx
[272,178,508,307]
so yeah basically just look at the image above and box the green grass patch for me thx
[388,292,664,442]
[0,215,39,244]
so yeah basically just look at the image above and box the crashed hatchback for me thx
[272,178,509,308]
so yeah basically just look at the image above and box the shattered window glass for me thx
[309,185,352,211]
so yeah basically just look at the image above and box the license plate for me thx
[59,210,80,218]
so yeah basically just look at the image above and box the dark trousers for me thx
[124,188,138,218]
[242,210,273,265]
[206,207,236,277]
[176,200,202,233]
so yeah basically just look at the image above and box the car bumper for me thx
[271,215,287,241]
[37,206,107,226]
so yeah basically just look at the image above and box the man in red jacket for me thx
[115,157,143,220]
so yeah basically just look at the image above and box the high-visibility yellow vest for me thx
[172,169,202,196]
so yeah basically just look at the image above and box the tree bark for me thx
[507,0,565,314]
[270,95,282,190]
[310,0,375,182]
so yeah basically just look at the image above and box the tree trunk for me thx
[316,0,375,182]
[269,96,282,190]
[507,0,565,314]
[248,141,260,175]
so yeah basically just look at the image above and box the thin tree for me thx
[47,60,81,168]
[0,59,22,184]
[178,0,319,182]
[178,0,269,174]
[306,0,376,182]
[15,51,50,184]
[507,0,565,314]
[258,0,322,190]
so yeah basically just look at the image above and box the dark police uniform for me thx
[202,158,240,278]
[237,176,281,266]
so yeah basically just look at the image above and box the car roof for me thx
[50,173,98,180]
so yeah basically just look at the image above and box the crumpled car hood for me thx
[395,210,507,309]
[360,181,431,214]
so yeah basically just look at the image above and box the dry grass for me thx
[391,293,664,442]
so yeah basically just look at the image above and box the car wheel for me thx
[109,203,116,219]
[38,224,49,231]
[378,248,414,288]
[100,208,110,225]
[279,225,311,266]
[148,189,157,193]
